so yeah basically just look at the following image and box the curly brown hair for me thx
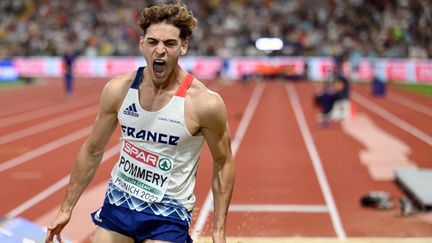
[139,0,198,41]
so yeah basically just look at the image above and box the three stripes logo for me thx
[123,103,139,117]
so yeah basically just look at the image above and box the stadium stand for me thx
[0,0,430,59]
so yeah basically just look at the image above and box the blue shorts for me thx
[91,202,192,243]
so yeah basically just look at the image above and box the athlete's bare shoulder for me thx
[104,71,135,97]
[100,71,136,112]
[187,78,227,129]
[190,80,223,106]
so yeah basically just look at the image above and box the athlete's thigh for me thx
[92,226,134,243]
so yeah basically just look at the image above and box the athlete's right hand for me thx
[45,210,71,243]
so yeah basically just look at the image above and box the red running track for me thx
[0,78,431,242]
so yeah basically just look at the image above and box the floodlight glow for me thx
[255,37,283,51]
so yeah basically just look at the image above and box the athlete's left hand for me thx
[45,210,71,243]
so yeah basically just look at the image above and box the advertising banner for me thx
[0,59,19,82]
[10,57,432,83]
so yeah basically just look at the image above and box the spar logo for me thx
[158,158,172,171]
[123,141,172,171]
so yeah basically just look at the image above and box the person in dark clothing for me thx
[315,81,335,116]
[333,74,350,101]
[63,48,76,96]
[314,68,351,125]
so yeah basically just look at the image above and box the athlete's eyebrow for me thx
[146,37,178,44]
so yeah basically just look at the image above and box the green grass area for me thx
[0,79,27,89]
[392,83,432,97]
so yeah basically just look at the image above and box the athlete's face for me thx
[140,23,188,84]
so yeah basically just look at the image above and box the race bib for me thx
[112,141,174,203]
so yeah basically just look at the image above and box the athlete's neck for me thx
[147,66,184,93]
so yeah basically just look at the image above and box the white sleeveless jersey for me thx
[108,67,204,214]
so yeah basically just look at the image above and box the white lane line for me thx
[0,96,97,128]
[0,105,97,145]
[352,92,432,146]
[388,92,432,118]
[286,83,346,240]
[197,237,432,243]
[5,144,120,218]
[0,126,92,172]
[191,82,265,240]
[228,204,329,213]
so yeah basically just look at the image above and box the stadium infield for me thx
[0,78,431,242]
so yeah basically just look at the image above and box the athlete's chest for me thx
[140,87,201,134]
[138,88,174,112]
[119,87,200,137]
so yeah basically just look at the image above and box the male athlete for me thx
[45,1,235,243]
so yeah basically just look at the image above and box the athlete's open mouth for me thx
[153,60,166,74]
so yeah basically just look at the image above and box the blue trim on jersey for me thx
[131,67,144,90]
[104,181,192,222]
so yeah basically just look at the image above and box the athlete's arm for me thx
[199,90,235,243]
[45,76,127,243]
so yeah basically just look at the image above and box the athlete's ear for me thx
[139,36,145,53]
[180,39,188,56]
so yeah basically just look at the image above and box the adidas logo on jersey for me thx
[123,103,139,117]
